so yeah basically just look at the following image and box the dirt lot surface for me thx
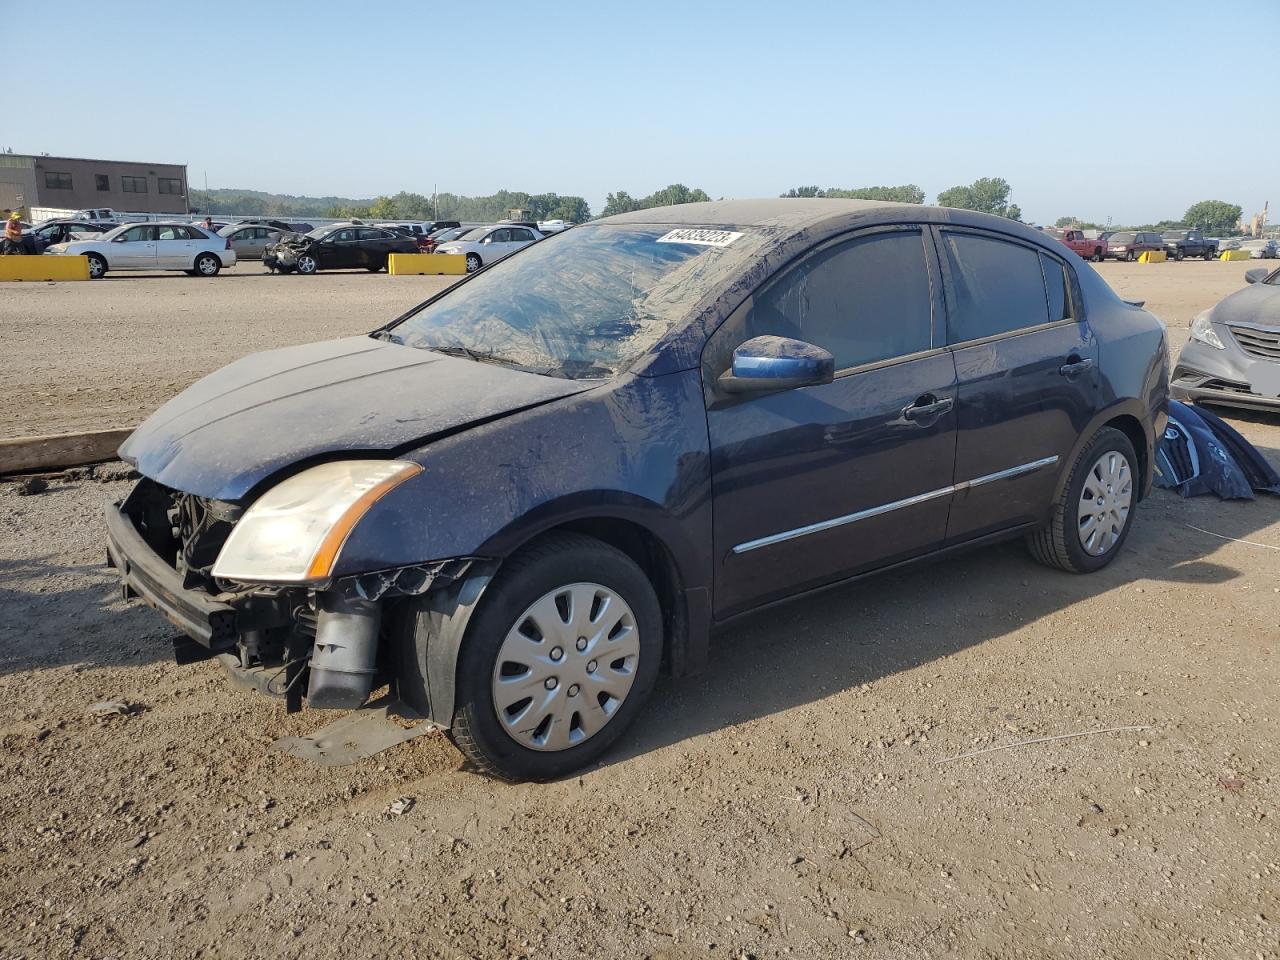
[1,261,1278,959]
[0,267,459,438]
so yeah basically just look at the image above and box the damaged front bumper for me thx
[104,487,483,714]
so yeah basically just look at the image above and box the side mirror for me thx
[1245,267,1268,284]
[718,335,835,394]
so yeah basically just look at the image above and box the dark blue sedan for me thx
[106,199,1168,780]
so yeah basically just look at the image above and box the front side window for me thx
[121,225,157,242]
[45,171,72,190]
[940,232,1051,343]
[487,229,511,243]
[738,229,935,370]
[121,176,148,193]
[328,229,355,242]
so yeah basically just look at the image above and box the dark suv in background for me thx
[1162,230,1217,261]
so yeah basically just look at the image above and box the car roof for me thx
[597,198,1068,253]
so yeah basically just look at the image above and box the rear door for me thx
[936,228,1099,543]
[156,225,193,268]
[706,225,958,617]
[110,224,158,269]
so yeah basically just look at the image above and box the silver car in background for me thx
[1172,266,1280,412]
[218,223,281,260]
[46,222,237,279]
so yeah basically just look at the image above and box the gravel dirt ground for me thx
[0,260,1278,959]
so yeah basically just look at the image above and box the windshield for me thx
[1110,233,1135,243]
[453,227,488,242]
[306,226,335,240]
[1162,231,1187,239]
[388,223,769,379]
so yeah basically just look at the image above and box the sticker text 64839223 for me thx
[655,229,744,248]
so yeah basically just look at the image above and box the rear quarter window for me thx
[941,232,1050,343]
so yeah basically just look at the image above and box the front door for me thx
[706,226,958,618]
[934,228,1100,543]
[321,228,359,269]
[110,224,158,269]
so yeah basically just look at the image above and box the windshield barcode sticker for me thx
[656,229,743,247]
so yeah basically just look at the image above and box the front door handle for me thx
[903,394,954,422]
[1059,356,1095,378]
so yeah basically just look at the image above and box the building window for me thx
[45,171,73,190]
[157,178,183,195]
[121,176,148,193]
[95,174,110,192]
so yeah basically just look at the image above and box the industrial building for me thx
[0,153,190,217]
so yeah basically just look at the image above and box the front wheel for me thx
[448,532,662,781]
[1027,427,1137,574]
[465,253,482,273]
[1174,249,1185,261]
[194,253,220,276]
[296,254,318,275]
[85,253,107,279]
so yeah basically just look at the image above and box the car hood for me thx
[120,336,593,501]
[1209,283,1280,329]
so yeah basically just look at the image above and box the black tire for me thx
[85,253,107,279]
[1174,249,1185,261]
[465,253,482,273]
[1027,427,1138,574]
[1203,249,1216,261]
[365,260,384,272]
[1090,248,1103,263]
[449,532,662,782]
[193,253,220,277]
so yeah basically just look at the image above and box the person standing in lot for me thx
[203,216,215,233]
[2,211,24,254]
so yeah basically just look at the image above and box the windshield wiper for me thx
[428,345,523,367]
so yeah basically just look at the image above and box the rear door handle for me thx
[1059,356,1095,378]
[903,395,954,422]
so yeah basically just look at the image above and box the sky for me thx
[4,0,1276,225]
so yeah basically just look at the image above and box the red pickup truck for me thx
[1054,229,1105,262]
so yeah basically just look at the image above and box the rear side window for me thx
[1040,253,1072,322]
[940,232,1050,343]
[742,229,934,370]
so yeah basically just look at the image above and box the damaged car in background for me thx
[263,222,418,274]
[1172,265,1280,413]
[105,199,1168,782]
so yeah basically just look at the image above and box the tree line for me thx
[1054,200,1244,236]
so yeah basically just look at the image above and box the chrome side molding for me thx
[731,455,1059,555]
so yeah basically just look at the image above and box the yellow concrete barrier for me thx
[0,255,90,281]
[388,253,467,276]
[1219,249,1251,262]
[1137,250,1167,264]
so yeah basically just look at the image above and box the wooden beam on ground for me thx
[0,428,134,475]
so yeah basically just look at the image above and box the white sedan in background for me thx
[46,222,237,278]
[435,224,543,272]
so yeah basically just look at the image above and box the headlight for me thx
[211,460,422,583]
[1189,312,1225,350]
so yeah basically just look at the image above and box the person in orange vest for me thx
[2,211,25,255]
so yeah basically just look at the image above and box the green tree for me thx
[781,184,924,203]
[1182,200,1241,235]
[1055,216,1078,228]
[937,177,1021,220]
[600,184,711,218]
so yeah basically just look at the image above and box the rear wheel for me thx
[1090,248,1103,262]
[465,253,482,273]
[85,253,107,279]
[365,259,385,272]
[1027,427,1137,574]
[448,532,662,782]
[1203,248,1216,261]
[194,253,220,276]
